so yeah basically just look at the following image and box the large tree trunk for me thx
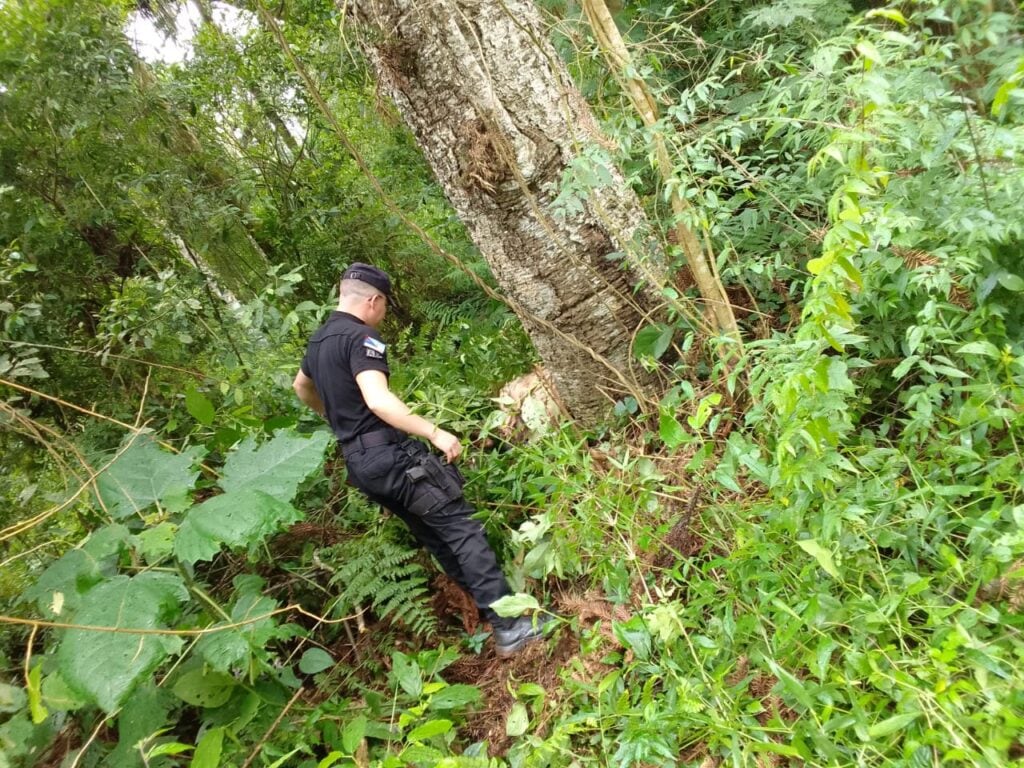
[348,0,667,425]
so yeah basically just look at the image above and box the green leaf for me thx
[865,8,907,26]
[856,41,881,65]
[505,702,529,737]
[298,648,334,675]
[196,592,281,672]
[659,411,689,451]
[796,538,840,579]
[172,669,236,708]
[219,430,332,503]
[108,684,173,766]
[148,742,193,758]
[958,341,1000,357]
[174,490,301,565]
[867,711,921,739]
[341,716,366,754]
[997,273,1024,292]
[138,522,177,563]
[22,552,101,618]
[191,726,224,768]
[764,658,814,710]
[26,665,46,724]
[750,740,804,757]
[40,672,87,712]
[992,70,1022,117]
[634,324,673,361]
[57,573,186,712]
[317,752,344,768]
[406,719,452,742]
[0,683,26,714]
[391,652,422,698]
[96,435,203,518]
[429,684,481,710]
[266,748,302,768]
[185,386,216,426]
[490,593,540,618]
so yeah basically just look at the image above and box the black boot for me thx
[493,613,551,657]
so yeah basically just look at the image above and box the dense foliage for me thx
[1,0,1022,767]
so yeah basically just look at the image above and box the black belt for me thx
[342,427,406,452]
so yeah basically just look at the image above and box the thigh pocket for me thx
[406,482,451,516]
[405,455,464,516]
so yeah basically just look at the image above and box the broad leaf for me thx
[40,672,87,713]
[634,324,673,361]
[342,716,366,754]
[867,711,921,739]
[96,435,203,519]
[192,726,225,768]
[22,550,106,618]
[219,430,332,503]
[429,684,481,711]
[174,490,301,565]
[137,522,177,564]
[0,683,25,714]
[105,684,173,768]
[796,538,841,580]
[298,648,334,674]
[185,385,216,426]
[196,592,281,673]
[406,719,452,742]
[172,669,235,708]
[490,593,541,617]
[659,411,689,450]
[58,574,186,712]
[506,702,529,737]
[22,526,129,617]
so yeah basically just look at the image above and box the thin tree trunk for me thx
[582,0,742,348]
[192,0,301,155]
[348,0,670,424]
[131,56,269,294]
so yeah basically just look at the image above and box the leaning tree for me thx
[346,0,674,424]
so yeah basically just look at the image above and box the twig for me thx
[24,624,37,697]
[313,552,363,652]
[0,338,206,378]
[0,430,144,542]
[0,602,368,636]
[0,376,219,476]
[69,713,111,768]
[239,686,305,768]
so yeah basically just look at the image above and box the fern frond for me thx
[320,537,438,637]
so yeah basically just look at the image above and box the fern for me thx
[744,0,851,31]
[322,537,438,637]
[419,296,498,329]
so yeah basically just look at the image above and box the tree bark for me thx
[348,0,668,425]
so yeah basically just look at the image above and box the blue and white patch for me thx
[363,336,386,358]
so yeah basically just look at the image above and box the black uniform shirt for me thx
[300,311,391,443]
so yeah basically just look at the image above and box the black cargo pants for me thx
[342,433,511,623]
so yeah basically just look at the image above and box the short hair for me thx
[339,277,384,299]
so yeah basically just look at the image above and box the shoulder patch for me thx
[363,336,386,357]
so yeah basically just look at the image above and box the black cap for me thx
[342,262,392,298]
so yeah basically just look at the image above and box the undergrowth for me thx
[2,0,1023,767]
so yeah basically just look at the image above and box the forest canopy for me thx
[1,0,1023,766]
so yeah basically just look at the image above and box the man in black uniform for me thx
[293,263,546,656]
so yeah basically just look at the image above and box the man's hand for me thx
[430,428,462,463]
